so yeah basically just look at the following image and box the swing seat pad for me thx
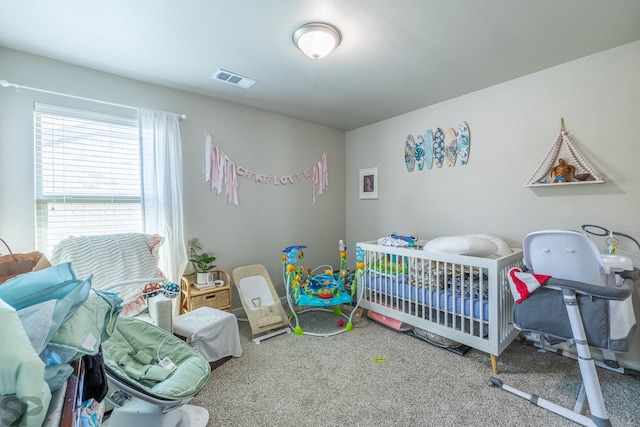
[102,316,210,400]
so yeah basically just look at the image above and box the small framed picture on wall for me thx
[359,167,379,199]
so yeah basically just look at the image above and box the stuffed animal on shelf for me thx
[550,158,576,183]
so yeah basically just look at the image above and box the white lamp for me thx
[292,22,341,60]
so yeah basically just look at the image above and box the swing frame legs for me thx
[491,288,611,427]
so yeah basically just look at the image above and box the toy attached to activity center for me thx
[282,241,365,337]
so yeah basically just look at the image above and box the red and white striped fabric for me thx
[508,267,551,303]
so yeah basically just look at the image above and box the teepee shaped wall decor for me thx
[525,118,605,187]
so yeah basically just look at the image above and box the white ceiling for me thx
[1,0,640,131]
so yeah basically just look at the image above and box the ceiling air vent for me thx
[212,69,256,89]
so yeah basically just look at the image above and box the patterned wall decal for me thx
[404,122,470,172]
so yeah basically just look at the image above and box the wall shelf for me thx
[525,180,605,188]
[525,119,604,187]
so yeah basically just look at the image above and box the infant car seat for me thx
[102,316,211,427]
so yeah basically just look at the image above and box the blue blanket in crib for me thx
[364,273,490,321]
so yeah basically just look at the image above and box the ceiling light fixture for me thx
[292,22,341,60]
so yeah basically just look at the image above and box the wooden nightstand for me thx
[180,269,232,314]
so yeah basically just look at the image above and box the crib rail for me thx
[356,241,523,358]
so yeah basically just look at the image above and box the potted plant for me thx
[188,238,217,285]
[190,253,217,284]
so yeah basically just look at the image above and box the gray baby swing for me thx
[96,277,211,427]
[48,233,212,427]
[491,229,639,427]
[101,315,211,427]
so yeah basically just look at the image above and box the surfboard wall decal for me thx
[457,121,470,165]
[424,129,434,170]
[433,128,445,168]
[403,122,470,172]
[414,135,425,171]
[405,134,416,172]
[444,128,458,167]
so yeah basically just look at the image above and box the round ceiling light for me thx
[292,22,341,60]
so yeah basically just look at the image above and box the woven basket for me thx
[191,290,230,310]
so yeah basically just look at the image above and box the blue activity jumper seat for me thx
[282,241,365,337]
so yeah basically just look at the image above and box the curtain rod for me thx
[0,79,186,120]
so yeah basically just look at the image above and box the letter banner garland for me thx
[203,129,328,206]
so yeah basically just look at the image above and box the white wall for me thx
[346,40,640,252]
[0,47,347,304]
[345,40,640,368]
[2,40,640,343]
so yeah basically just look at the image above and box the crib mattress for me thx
[364,273,489,321]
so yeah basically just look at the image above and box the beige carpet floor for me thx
[191,309,640,427]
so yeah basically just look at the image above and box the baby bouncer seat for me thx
[491,229,639,427]
[232,264,291,344]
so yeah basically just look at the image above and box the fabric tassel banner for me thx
[203,130,328,206]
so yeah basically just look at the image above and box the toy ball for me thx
[162,282,180,298]
[142,282,161,298]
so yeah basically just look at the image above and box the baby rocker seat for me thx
[232,264,290,344]
[491,229,638,427]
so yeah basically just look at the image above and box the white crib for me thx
[356,240,523,374]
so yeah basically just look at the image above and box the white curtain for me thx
[138,109,188,294]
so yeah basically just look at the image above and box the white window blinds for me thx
[35,104,142,254]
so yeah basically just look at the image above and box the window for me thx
[35,104,142,254]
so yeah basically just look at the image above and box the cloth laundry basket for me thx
[514,285,636,352]
[173,307,242,363]
[514,229,638,353]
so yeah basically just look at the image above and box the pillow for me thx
[0,263,77,307]
[33,254,52,271]
[423,236,499,257]
[0,268,90,317]
[465,233,513,257]
[0,251,49,284]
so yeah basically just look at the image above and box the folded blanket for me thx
[49,233,164,316]
[47,289,122,362]
[508,267,551,303]
[377,236,409,247]
[0,298,52,427]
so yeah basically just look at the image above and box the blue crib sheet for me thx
[364,273,489,321]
